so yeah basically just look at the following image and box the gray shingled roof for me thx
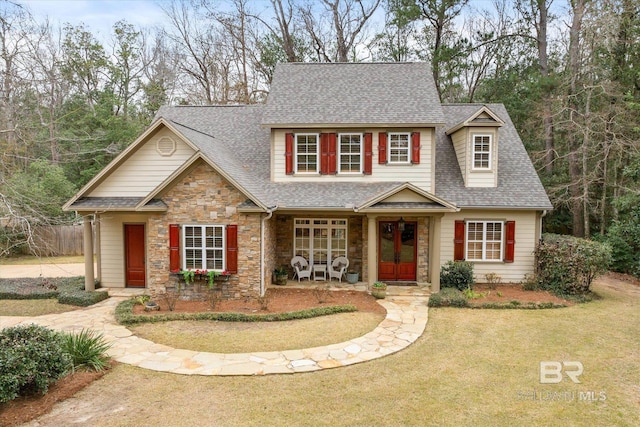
[262,62,445,126]
[435,104,552,209]
[151,102,550,211]
[70,197,166,210]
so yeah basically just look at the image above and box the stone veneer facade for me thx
[146,161,262,299]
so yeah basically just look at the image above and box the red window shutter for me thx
[320,133,328,174]
[226,224,238,273]
[364,132,373,174]
[411,132,420,164]
[454,220,465,261]
[285,133,294,175]
[504,221,516,263]
[324,133,337,174]
[169,224,180,271]
[378,132,387,164]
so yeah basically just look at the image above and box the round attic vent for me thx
[156,136,176,156]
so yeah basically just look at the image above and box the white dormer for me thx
[446,106,504,188]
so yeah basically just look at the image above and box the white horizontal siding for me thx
[98,213,150,287]
[90,129,196,197]
[272,128,433,192]
[440,210,539,283]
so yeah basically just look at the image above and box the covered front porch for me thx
[267,211,444,292]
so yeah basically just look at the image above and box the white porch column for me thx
[367,214,378,289]
[429,214,443,292]
[94,214,101,283]
[83,215,95,291]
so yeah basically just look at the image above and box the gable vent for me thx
[156,136,176,156]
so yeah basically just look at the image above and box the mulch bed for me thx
[0,368,109,427]
[133,287,387,316]
[466,284,574,306]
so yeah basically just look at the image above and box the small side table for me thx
[313,264,327,281]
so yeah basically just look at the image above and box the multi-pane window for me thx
[388,132,410,164]
[339,133,362,173]
[294,219,347,265]
[295,134,319,173]
[183,225,224,270]
[466,221,503,261]
[473,135,492,169]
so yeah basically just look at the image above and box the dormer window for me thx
[338,133,362,173]
[388,132,411,164]
[295,133,319,173]
[472,134,492,169]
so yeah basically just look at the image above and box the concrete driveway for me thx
[0,263,87,279]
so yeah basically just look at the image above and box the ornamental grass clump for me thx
[62,329,111,372]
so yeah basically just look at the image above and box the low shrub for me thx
[428,288,468,307]
[62,329,111,372]
[57,290,109,306]
[0,325,71,403]
[535,233,612,296]
[440,261,474,291]
[114,298,357,325]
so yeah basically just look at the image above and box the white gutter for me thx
[260,207,276,296]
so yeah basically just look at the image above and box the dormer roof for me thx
[445,105,505,135]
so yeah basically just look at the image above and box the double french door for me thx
[378,221,417,282]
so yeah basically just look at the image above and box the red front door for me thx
[124,224,146,287]
[378,221,417,282]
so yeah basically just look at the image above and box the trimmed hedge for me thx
[0,325,71,403]
[535,233,611,296]
[115,298,358,325]
[428,288,469,307]
[58,290,109,306]
[0,276,108,307]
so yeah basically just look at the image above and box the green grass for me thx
[0,299,79,316]
[39,279,639,427]
[129,311,384,353]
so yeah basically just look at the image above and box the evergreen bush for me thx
[440,261,475,291]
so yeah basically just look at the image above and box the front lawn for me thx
[23,276,640,426]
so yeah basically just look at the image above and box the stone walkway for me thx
[0,288,430,376]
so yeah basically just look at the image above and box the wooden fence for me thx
[22,225,85,257]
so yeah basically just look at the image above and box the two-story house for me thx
[64,62,552,298]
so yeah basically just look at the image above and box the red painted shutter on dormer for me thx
[411,132,420,164]
[169,224,180,271]
[226,224,238,273]
[364,132,373,174]
[504,221,516,263]
[327,133,337,174]
[320,133,328,174]
[454,220,465,261]
[378,132,387,164]
[285,133,294,175]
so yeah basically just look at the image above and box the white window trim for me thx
[182,224,225,271]
[338,133,363,174]
[472,134,493,170]
[294,133,320,174]
[293,218,348,266]
[465,220,504,262]
[387,132,411,164]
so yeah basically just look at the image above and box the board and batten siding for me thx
[440,210,539,283]
[99,213,151,287]
[89,128,196,197]
[271,129,435,193]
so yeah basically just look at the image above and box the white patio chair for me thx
[290,256,312,282]
[328,256,349,282]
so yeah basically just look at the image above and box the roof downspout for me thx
[260,207,275,296]
[539,210,548,241]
